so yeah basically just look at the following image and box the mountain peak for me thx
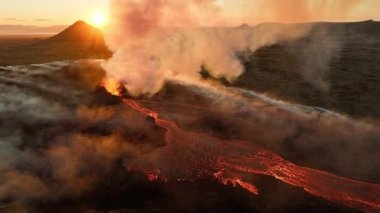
[73,20,86,25]
[48,20,104,43]
[70,20,93,29]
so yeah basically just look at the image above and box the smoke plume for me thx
[103,0,365,96]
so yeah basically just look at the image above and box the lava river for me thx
[122,99,380,212]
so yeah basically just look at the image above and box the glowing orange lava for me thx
[122,98,380,212]
[101,78,121,96]
[99,79,380,211]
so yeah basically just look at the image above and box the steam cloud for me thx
[103,0,363,95]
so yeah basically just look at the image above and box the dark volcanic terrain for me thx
[232,20,380,120]
[0,61,364,213]
[1,20,380,120]
[0,20,379,212]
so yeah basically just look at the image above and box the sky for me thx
[0,0,109,26]
[0,0,379,27]
[213,0,380,26]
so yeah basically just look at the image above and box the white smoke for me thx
[102,0,367,96]
[102,0,316,96]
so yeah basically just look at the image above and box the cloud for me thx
[34,18,51,22]
[5,18,26,22]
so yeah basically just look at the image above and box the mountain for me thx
[46,20,109,53]
[232,20,380,120]
[0,21,112,66]
[254,19,380,35]
[48,21,104,43]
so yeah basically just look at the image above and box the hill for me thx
[0,20,112,66]
[44,20,111,55]
[48,21,105,44]
[231,20,380,120]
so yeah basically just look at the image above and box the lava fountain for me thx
[103,79,380,212]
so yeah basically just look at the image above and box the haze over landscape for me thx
[1,0,380,27]
[0,0,380,212]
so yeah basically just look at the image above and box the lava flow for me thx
[121,99,380,212]
[102,80,380,212]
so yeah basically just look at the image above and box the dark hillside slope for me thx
[48,21,106,45]
[233,20,380,120]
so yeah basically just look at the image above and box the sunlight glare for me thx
[91,11,107,28]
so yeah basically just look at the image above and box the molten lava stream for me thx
[123,99,380,212]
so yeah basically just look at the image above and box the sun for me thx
[90,11,107,28]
